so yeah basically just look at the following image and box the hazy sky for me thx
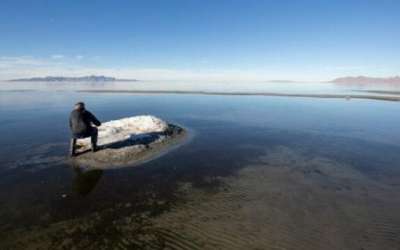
[0,0,399,81]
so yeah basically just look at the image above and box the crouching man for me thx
[69,102,101,157]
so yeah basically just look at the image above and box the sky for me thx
[0,0,399,81]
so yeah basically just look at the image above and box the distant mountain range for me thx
[9,75,137,82]
[8,75,400,84]
[267,76,400,84]
[329,76,400,84]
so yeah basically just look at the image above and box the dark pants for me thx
[70,127,98,156]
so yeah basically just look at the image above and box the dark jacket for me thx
[69,109,101,137]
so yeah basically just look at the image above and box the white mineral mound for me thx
[78,115,168,148]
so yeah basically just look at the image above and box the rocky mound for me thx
[69,115,186,169]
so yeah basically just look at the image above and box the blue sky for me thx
[0,0,399,80]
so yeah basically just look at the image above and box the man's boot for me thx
[70,138,77,157]
[91,142,97,152]
[91,130,98,152]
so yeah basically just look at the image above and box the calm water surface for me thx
[0,83,400,249]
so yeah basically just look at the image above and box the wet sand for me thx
[3,146,399,250]
[150,146,400,250]
[77,89,400,102]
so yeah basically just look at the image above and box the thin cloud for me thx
[0,58,273,81]
[0,56,398,82]
[0,56,47,68]
[51,54,64,59]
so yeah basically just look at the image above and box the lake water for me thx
[0,81,400,249]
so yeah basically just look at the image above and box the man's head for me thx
[74,102,85,111]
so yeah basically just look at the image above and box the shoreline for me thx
[77,89,400,102]
[356,90,400,96]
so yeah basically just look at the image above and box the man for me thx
[69,102,101,156]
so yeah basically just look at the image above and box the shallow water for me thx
[0,83,400,249]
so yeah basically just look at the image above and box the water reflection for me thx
[72,166,103,196]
